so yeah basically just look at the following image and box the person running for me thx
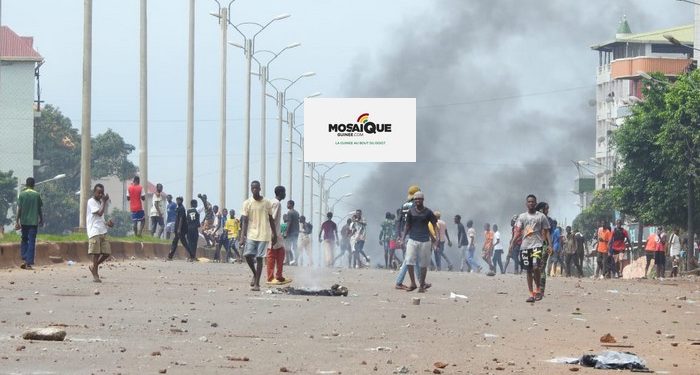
[167,196,189,260]
[433,211,453,271]
[334,218,353,268]
[574,229,586,277]
[492,224,505,274]
[185,199,200,261]
[297,216,313,267]
[609,219,631,278]
[223,209,241,263]
[149,183,166,238]
[285,200,300,265]
[504,215,521,274]
[595,221,612,279]
[319,212,339,268]
[379,212,395,269]
[86,183,113,282]
[655,226,667,280]
[164,194,177,240]
[482,223,494,273]
[126,176,146,236]
[400,191,437,293]
[512,194,551,303]
[266,186,290,285]
[351,210,370,268]
[15,177,43,270]
[455,215,470,272]
[536,202,555,293]
[240,180,277,291]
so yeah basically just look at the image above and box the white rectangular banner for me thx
[303,98,416,162]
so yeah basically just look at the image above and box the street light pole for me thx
[185,0,195,204]
[139,0,148,224]
[213,3,231,208]
[78,0,92,229]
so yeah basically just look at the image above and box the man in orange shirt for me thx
[595,221,612,279]
[126,176,146,237]
[643,229,660,278]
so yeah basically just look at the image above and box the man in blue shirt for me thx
[165,194,177,240]
[546,220,564,276]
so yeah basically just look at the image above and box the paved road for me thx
[0,259,698,374]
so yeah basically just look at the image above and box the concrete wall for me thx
[0,61,35,188]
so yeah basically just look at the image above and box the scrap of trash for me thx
[268,284,348,297]
[549,351,648,371]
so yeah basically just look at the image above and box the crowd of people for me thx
[12,176,691,293]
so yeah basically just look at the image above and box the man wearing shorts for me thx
[126,176,146,236]
[87,184,113,283]
[644,230,660,278]
[512,194,551,303]
[240,180,277,291]
[608,220,631,278]
[401,191,437,293]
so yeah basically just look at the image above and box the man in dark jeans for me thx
[168,197,189,260]
[15,177,43,270]
[185,199,201,261]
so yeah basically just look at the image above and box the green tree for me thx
[33,105,138,234]
[0,170,18,227]
[108,208,134,237]
[572,189,615,240]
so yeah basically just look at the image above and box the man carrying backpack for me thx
[608,219,631,278]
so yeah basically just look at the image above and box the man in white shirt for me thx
[492,224,505,274]
[149,183,165,238]
[87,183,113,283]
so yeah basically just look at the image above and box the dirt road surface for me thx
[1,259,698,374]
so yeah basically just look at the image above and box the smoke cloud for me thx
[340,1,659,263]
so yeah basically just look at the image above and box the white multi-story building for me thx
[0,25,43,188]
[591,18,694,190]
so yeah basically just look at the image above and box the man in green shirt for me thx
[15,177,43,270]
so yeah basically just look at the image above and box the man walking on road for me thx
[319,212,339,268]
[16,177,43,270]
[285,201,300,265]
[150,183,166,238]
[401,191,437,293]
[168,197,189,260]
[512,194,551,303]
[86,183,113,282]
[240,181,277,291]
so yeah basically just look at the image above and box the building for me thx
[0,26,43,189]
[590,18,694,190]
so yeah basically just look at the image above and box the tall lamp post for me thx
[251,43,301,194]
[228,13,290,205]
[329,193,352,213]
[286,92,320,197]
[323,175,350,214]
[78,0,93,229]
[269,72,315,187]
[287,137,304,213]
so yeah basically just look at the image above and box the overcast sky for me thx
[1,0,694,233]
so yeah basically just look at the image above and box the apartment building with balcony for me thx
[590,18,694,190]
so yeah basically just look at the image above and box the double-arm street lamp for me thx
[227,13,290,205]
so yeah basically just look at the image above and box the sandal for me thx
[406,285,417,292]
[395,284,408,290]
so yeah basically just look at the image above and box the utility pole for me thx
[260,65,267,194]
[242,39,253,204]
[185,0,195,203]
[78,0,92,229]
[218,6,227,208]
[288,111,293,197]
[139,0,148,225]
[276,91,284,186]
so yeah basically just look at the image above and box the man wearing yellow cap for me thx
[395,185,422,289]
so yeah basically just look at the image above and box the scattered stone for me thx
[226,356,249,361]
[16,345,26,351]
[158,369,167,374]
[569,367,579,372]
[9,281,14,284]
[25,312,30,315]
[401,314,406,319]
[199,336,208,342]
[22,328,66,341]
[210,323,218,328]
[495,366,505,370]
[394,366,409,374]
[671,342,679,347]
[280,367,289,372]
[181,319,188,323]
[434,362,448,369]
[433,370,442,374]
[119,347,127,353]
[600,333,616,343]
[169,328,184,333]
[656,330,662,335]
[93,290,100,295]
[665,334,675,339]
[151,351,161,356]
[361,361,367,365]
